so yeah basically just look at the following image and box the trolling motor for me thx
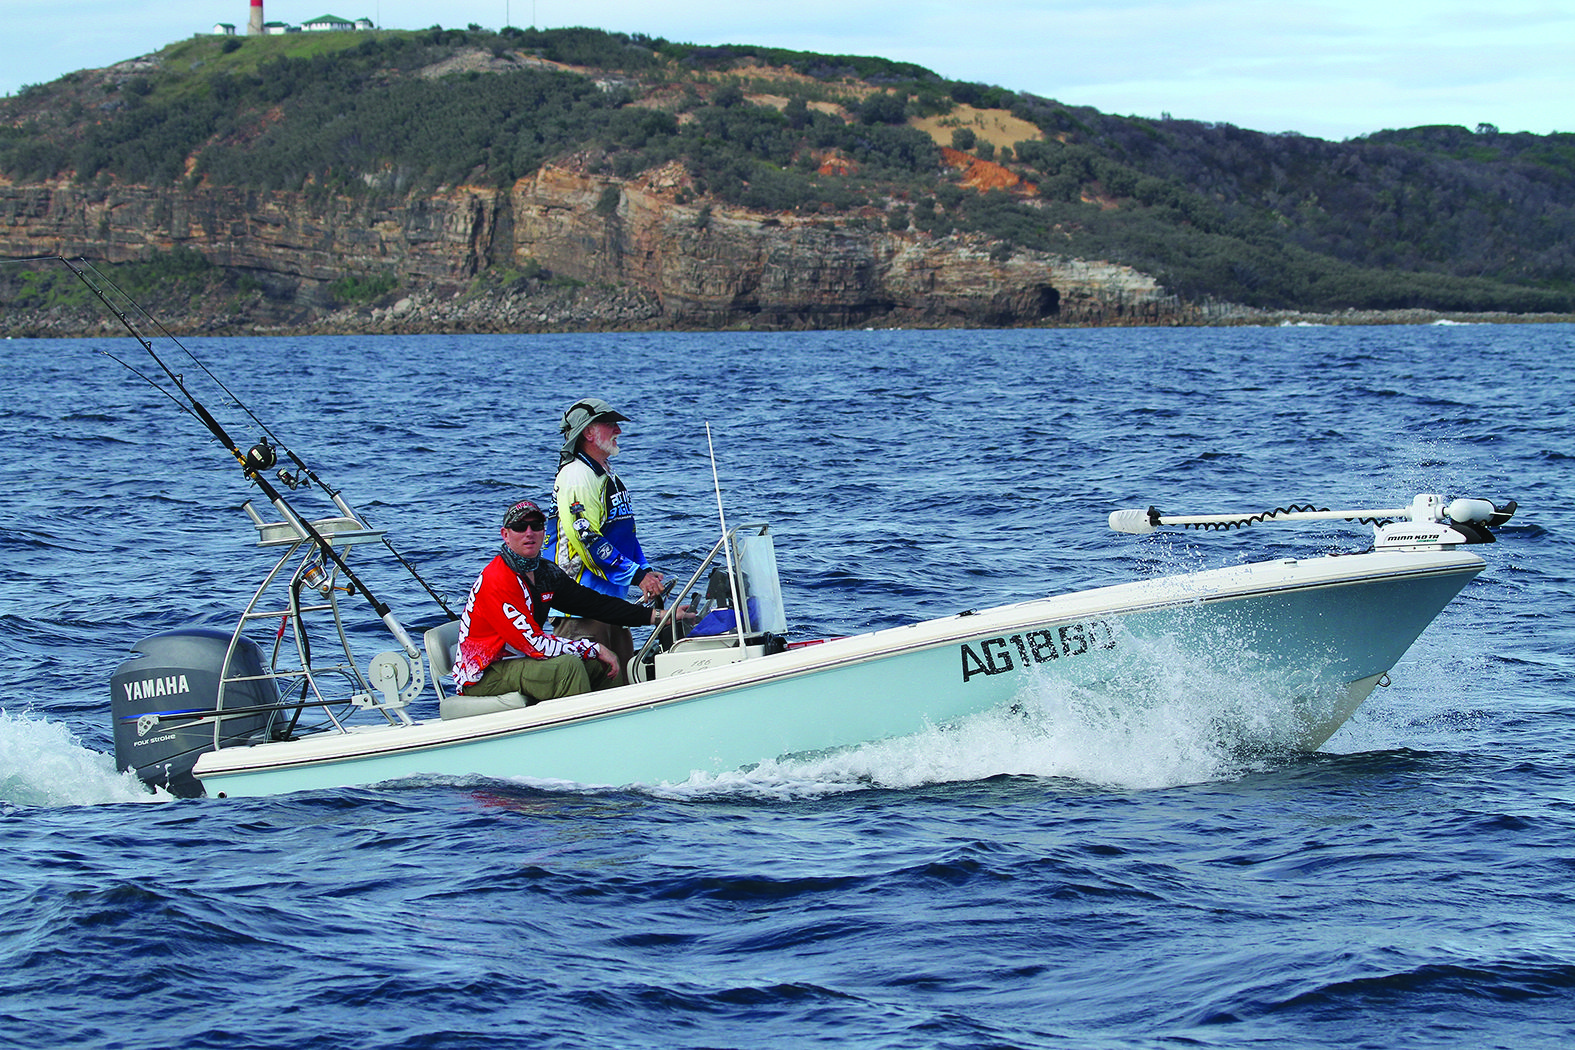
[1370,495,1517,549]
[1109,493,1517,549]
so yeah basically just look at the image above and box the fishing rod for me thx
[56,255,459,619]
[54,255,439,652]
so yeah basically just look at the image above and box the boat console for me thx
[635,523,789,682]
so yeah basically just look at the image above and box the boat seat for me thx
[423,620,530,720]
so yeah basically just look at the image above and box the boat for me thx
[55,258,1516,800]
[110,487,1515,799]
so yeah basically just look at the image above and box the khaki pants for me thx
[553,618,634,687]
[466,652,610,704]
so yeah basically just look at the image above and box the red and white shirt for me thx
[453,554,650,691]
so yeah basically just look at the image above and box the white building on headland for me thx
[213,7,374,36]
[303,15,374,32]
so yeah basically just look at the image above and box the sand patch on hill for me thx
[715,63,881,96]
[418,47,575,79]
[746,94,850,119]
[912,105,1042,150]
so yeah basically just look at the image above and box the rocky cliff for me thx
[1,159,1201,336]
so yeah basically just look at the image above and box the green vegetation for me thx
[327,270,398,303]
[2,26,1571,314]
[8,248,219,311]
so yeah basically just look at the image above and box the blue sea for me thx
[1,324,1572,1049]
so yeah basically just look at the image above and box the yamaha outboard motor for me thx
[111,629,281,797]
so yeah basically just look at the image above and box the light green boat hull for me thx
[194,548,1483,797]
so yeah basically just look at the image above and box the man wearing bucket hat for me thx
[451,498,666,705]
[549,396,665,686]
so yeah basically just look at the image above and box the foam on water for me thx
[0,709,167,809]
[652,634,1341,801]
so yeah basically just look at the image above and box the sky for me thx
[2,1,1572,141]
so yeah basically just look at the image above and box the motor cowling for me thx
[110,629,280,797]
[1373,496,1517,549]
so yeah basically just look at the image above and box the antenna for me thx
[705,423,747,646]
[705,423,729,546]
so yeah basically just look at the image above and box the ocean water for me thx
[1,324,1572,1049]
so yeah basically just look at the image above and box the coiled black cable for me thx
[1182,504,1395,532]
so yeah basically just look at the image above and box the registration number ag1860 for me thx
[960,620,1118,682]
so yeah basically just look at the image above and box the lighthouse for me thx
[248,0,264,36]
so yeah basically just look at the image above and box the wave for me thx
[0,709,167,809]
[632,652,1327,802]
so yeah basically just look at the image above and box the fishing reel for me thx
[244,438,277,473]
[244,437,309,489]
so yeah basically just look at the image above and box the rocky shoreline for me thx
[5,276,1569,341]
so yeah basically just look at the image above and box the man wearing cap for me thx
[452,499,664,704]
[550,397,664,686]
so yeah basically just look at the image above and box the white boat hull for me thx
[192,548,1483,797]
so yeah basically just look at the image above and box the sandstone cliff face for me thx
[0,182,494,285]
[507,163,1191,327]
[1,167,1194,333]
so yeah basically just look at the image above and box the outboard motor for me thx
[110,629,281,797]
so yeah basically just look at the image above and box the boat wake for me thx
[651,641,1336,800]
[0,710,167,809]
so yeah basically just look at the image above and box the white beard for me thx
[591,431,620,458]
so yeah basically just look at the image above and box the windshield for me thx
[731,526,787,635]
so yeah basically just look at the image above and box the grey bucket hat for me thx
[559,397,629,457]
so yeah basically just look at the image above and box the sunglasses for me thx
[508,518,547,532]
